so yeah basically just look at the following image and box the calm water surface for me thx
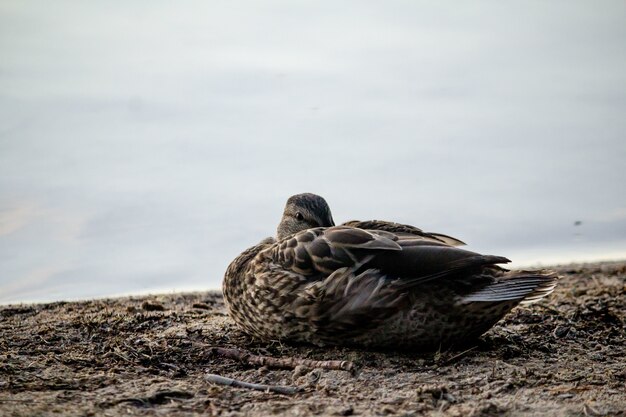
[1,1,625,304]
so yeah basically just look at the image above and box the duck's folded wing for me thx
[272,225,503,284]
[289,248,513,339]
[342,219,465,246]
[368,242,510,288]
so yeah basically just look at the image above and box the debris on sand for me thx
[1,262,625,416]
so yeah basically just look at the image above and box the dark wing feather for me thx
[342,219,466,246]
[368,243,510,288]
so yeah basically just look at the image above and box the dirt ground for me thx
[1,261,625,417]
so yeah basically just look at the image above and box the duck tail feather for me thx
[461,272,557,304]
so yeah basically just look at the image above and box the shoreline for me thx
[3,258,625,307]
[1,261,625,416]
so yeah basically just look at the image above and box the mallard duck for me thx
[223,193,556,350]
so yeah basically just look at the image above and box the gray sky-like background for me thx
[1,1,625,304]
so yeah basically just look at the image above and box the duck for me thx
[223,193,557,350]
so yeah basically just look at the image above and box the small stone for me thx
[442,392,456,403]
[307,370,321,383]
[337,406,354,416]
[554,325,570,338]
[142,301,165,311]
[292,365,308,378]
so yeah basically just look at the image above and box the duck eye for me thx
[295,212,304,221]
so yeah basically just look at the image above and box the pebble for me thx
[142,301,165,311]
[554,325,570,338]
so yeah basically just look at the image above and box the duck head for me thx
[277,193,335,239]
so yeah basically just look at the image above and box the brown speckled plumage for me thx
[223,193,557,350]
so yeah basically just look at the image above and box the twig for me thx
[441,346,477,366]
[210,346,356,373]
[110,390,194,407]
[0,399,45,403]
[110,350,133,364]
[205,373,300,395]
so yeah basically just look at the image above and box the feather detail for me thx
[370,245,509,287]
[459,273,557,304]
[291,268,407,339]
[323,226,402,250]
[342,220,465,246]
[270,226,402,275]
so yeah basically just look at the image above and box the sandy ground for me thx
[1,261,625,417]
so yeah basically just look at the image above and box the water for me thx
[1,1,625,304]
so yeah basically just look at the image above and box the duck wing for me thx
[269,225,502,283]
[342,219,465,246]
[367,240,509,287]
[272,226,551,341]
